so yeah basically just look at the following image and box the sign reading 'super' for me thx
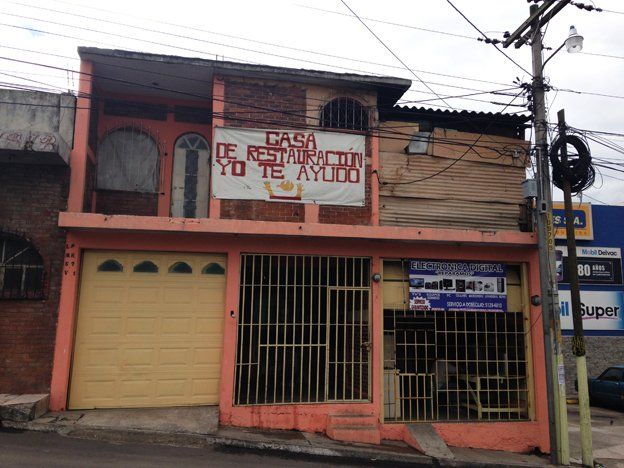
[212,127,366,206]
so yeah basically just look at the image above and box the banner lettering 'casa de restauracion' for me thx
[212,127,366,206]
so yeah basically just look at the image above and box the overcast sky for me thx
[1,0,622,204]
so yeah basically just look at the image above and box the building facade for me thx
[43,47,549,453]
[0,90,75,394]
[554,203,624,394]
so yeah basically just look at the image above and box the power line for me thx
[581,51,624,60]
[378,88,527,185]
[338,0,455,110]
[296,4,479,41]
[0,8,520,102]
[0,19,523,110]
[444,0,532,76]
[5,0,500,87]
[7,0,525,91]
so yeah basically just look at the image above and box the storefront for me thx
[554,203,624,393]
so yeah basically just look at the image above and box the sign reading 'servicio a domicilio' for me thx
[212,127,366,206]
[408,260,507,313]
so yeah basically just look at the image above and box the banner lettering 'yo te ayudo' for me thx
[212,127,366,206]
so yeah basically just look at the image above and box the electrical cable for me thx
[338,0,455,111]
[296,4,479,41]
[5,0,510,88]
[0,23,523,112]
[378,89,527,185]
[0,10,520,105]
[549,133,595,193]
[444,0,532,76]
[0,56,533,154]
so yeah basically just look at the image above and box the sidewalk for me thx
[1,407,551,467]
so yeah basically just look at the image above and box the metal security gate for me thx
[234,255,370,405]
[382,260,531,422]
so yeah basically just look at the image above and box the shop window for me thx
[234,255,371,405]
[133,260,159,273]
[320,97,369,131]
[169,261,192,274]
[97,259,123,272]
[97,127,160,193]
[0,233,45,299]
[201,263,225,275]
[170,133,210,218]
[381,260,529,423]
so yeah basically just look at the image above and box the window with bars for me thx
[234,254,371,405]
[96,126,160,193]
[382,260,530,422]
[320,97,369,132]
[0,234,45,299]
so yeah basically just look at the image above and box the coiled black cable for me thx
[549,134,595,194]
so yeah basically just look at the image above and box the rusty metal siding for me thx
[379,125,528,230]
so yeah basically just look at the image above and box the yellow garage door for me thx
[69,251,226,409]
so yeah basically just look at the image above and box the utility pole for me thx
[557,109,593,467]
[504,2,570,464]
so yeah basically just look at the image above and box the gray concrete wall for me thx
[562,335,624,395]
[0,89,76,146]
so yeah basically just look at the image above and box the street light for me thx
[565,26,584,53]
[542,25,584,71]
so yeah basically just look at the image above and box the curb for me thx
[1,419,549,468]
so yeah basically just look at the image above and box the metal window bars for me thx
[0,234,45,299]
[320,97,369,132]
[234,254,371,406]
[382,260,529,422]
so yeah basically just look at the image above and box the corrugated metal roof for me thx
[381,105,531,139]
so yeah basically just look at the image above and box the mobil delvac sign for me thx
[556,246,622,285]
[559,290,624,333]
[212,127,366,206]
[408,260,507,312]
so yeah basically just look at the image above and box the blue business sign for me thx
[560,290,624,333]
[408,260,507,312]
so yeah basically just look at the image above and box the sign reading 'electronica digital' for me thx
[408,260,507,312]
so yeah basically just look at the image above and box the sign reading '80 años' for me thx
[552,202,593,240]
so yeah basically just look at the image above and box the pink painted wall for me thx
[94,92,212,217]
[49,230,548,453]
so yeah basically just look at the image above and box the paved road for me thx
[568,403,624,468]
[0,429,363,468]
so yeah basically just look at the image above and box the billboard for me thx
[559,290,624,333]
[556,246,622,285]
[408,260,507,312]
[552,202,593,240]
[212,127,366,206]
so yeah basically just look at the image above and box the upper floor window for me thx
[320,97,369,132]
[0,233,45,299]
[97,127,160,193]
[170,133,210,218]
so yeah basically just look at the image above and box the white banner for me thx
[212,127,366,206]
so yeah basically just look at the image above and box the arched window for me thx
[169,261,193,274]
[201,263,225,275]
[320,97,369,131]
[97,127,160,193]
[171,133,210,218]
[97,259,123,272]
[133,260,159,273]
[0,233,45,299]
